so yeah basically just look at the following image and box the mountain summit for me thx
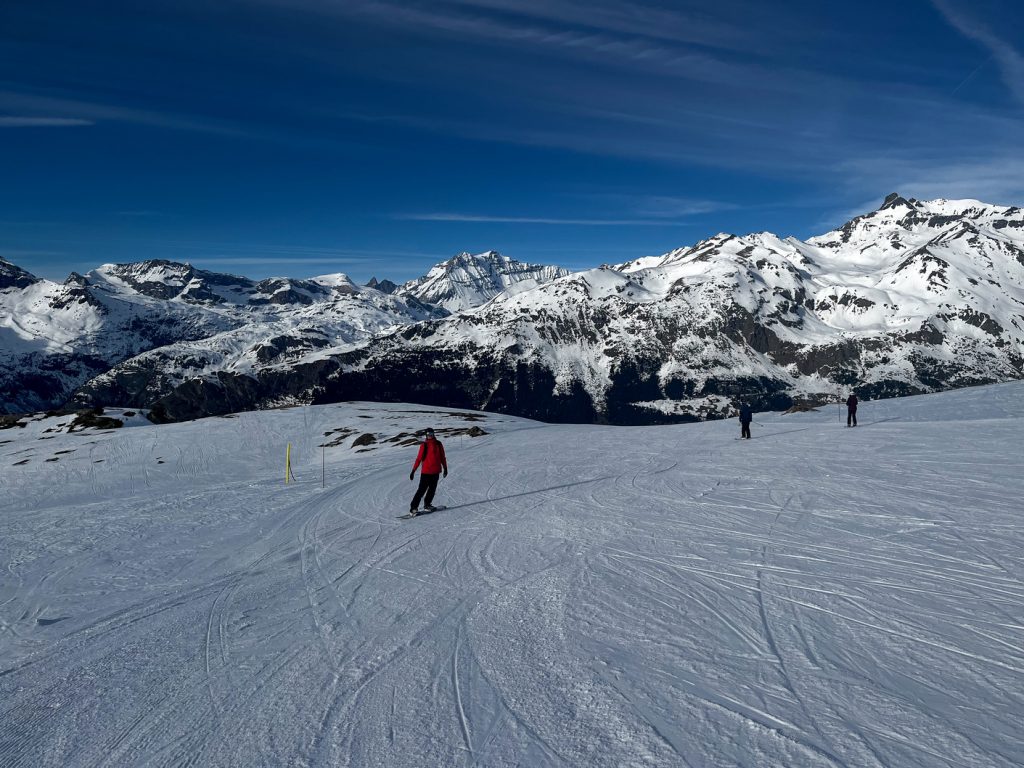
[397,250,570,312]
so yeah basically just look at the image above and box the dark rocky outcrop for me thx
[365,277,398,294]
[0,256,39,290]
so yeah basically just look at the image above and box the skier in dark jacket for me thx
[846,393,858,427]
[409,428,448,515]
[738,403,753,439]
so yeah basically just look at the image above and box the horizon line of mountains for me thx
[2,192,1023,425]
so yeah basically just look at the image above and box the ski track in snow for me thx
[2,387,1024,766]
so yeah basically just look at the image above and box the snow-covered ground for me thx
[2,385,1023,766]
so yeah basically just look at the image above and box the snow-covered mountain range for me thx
[3,195,1023,422]
[0,254,517,413]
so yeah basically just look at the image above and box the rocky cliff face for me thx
[0,256,39,291]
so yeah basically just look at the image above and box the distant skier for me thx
[408,428,448,515]
[846,393,859,427]
[738,402,753,439]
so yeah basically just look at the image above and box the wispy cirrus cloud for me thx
[326,5,1013,179]
[596,195,740,218]
[394,212,689,226]
[930,0,1024,105]
[0,248,69,258]
[0,116,94,127]
[345,108,817,171]
[0,90,252,138]
[264,0,766,64]
[436,0,757,53]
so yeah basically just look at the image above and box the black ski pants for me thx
[411,473,440,509]
[847,408,857,427]
[741,421,751,439]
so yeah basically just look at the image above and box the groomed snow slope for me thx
[2,385,1023,766]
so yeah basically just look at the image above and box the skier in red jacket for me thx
[409,428,448,515]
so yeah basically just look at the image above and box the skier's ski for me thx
[397,505,446,520]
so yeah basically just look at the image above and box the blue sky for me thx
[2,0,1022,283]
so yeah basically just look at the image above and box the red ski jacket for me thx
[412,439,447,475]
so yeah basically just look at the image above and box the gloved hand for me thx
[409,470,415,481]
[443,469,448,478]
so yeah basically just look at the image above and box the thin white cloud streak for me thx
[276,0,764,90]
[446,0,757,53]
[0,248,68,258]
[0,91,256,138]
[0,116,94,127]
[930,0,1024,106]
[345,111,770,170]
[0,90,371,154]
[620,195,739,218]
[396,212,690,226]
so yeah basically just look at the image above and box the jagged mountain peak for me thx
[451,249,500,263]
[880,192,915,211]
[433,250,527,277]
[64,271,88,287]
[364,276,398,294]
[398,250,569,312]
[692,233,737,250]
